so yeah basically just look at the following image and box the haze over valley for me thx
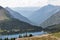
[0,0,60,40]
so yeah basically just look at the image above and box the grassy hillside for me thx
[44,24,60,33]
[52,32,60,38]
[0,18,42,35]
[16,34,58,40]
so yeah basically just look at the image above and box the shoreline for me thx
[16,34,60,40]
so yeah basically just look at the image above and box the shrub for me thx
[29,34,33,37]
[11,38,15,40]
[4,38,8,40]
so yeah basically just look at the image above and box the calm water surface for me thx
[0,31,47,39]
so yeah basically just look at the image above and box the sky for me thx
[49,0,60,5]
[0,0,60,7]
[0,0,48,7]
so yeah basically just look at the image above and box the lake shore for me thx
[16,34,60,40]
[0,31,47,40]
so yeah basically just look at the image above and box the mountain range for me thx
[12,4,60,29]
[40,9,60,28]
[28,4,60,26]
[5,7,34,25]
[0,4,60,32]
[0,6,42,35]
[12,7,40,18]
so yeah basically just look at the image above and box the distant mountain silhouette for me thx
[5,7,34,25]
[12,7,40,17]
[40,10,60,28]
[29,4,60,26]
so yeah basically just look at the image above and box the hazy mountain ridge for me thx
[40,9,60,28]
[29,4,60,26]
[5,7,34,25]
[11,5,60,27]
[12,7,40,17]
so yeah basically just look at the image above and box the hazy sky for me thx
[0,0,60,7]
[49,0,60,5]
[0,0,47,7]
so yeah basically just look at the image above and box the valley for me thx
[0,4,60,40]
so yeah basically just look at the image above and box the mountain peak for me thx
[48,4,54,6]
[6,7,10,9]
[29,4,59,26]
[46,4,55,7]
[0,6,3,9]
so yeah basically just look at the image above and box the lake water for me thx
[0,31,47,40]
